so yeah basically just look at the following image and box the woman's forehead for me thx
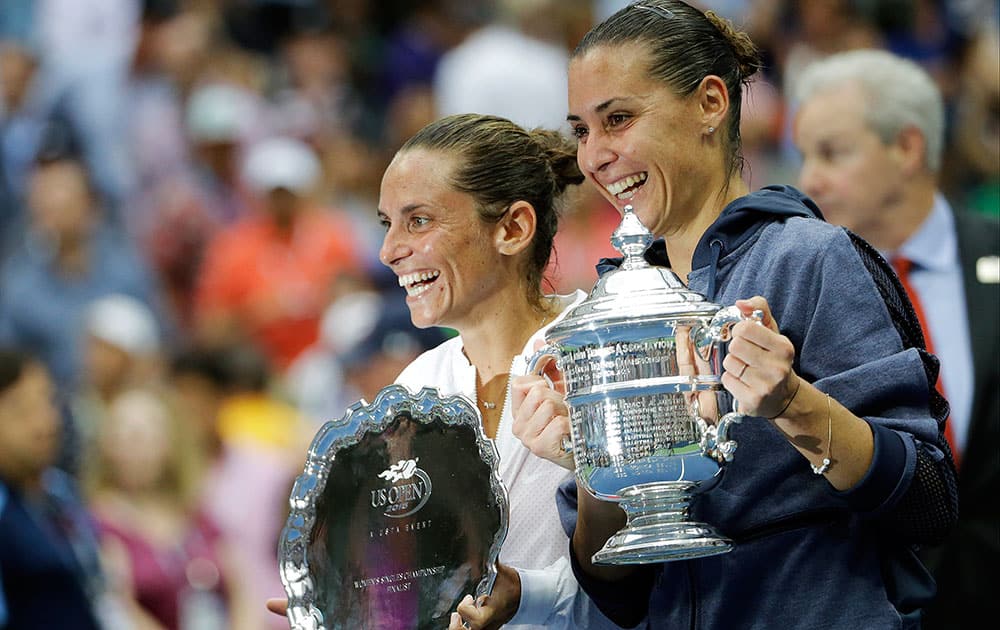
[394,148,467,186]
[379,150,475,216]
[570,44,656,95]
[382,150,454,197]
[571,41,653,76]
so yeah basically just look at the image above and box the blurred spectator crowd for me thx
[0,1,997,629]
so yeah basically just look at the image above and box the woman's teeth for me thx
[605,172,647,200]
[398,270,440,296]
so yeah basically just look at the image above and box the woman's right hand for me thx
[511,373,574,470]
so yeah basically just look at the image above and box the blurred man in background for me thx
[794,48,1000,628]
[0,147,162,395]
[194,136,361,372]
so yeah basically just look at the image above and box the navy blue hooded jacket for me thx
[562,186,956,629]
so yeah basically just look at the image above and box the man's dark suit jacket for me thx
[921,208,999,629]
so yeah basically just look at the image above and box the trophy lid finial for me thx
[611,204,653,270]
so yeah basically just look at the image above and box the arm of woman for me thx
[722,297,875,491]
[725,291,958,545]
[733,224,957,543]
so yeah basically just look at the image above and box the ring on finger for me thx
[560,434,573,453]
[737,362,748,379]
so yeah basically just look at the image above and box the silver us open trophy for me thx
[529,205,759,565]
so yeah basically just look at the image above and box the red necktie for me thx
[892,257,961,469]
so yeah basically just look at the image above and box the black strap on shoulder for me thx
[844,229,959,543]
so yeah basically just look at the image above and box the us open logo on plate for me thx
[371,458,433,518]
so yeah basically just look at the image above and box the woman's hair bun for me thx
[529,128,585,194]
[704,10,761,81]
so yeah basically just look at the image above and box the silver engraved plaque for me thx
[529,205,759,565]
[279,385,509,630]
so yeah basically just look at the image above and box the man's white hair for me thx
[794,49,945,172]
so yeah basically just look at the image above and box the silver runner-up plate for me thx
[279,384,509,630]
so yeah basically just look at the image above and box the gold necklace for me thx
[478,302,559,412]
[477,377,503,412]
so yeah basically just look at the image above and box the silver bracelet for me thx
[811,393,833,475]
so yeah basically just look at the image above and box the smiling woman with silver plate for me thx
[278,113,624,630]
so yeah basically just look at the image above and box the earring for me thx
[707,126,716,134]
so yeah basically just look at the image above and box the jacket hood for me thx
[692,185,823,269]
[597,185,824,299]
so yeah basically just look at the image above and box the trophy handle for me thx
[692,306,764,361]
[526,345,560,386]
[526,345,574,454]
[690,305,763,462]
[713,407,744,463]
[694,399,744,464]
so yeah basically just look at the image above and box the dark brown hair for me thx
[399,113,584,303]
[574,0,761,176]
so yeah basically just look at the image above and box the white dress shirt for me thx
[889,194,974,452]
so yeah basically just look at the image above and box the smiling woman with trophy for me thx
[511,2,960,629]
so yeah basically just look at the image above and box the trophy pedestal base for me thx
[592,521,732,564]
[592,483,732,565]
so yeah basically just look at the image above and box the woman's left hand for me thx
[266,598,288,616]
[720,296,800,419]
[447,563,521,630]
